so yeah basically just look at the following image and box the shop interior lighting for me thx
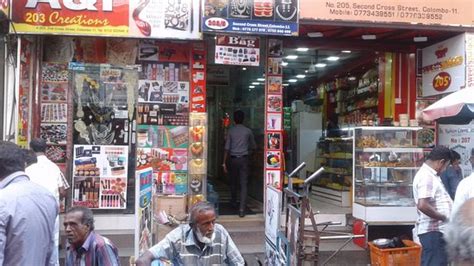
[283,83,289,87]
[327,56,340,61]
[341,50,352,53]
[252,82,259,85]
[413,36,428,42]
[315,63,327,68]
[361,34,376,40]
[249,85,255,89]
[348,76,357,81]
[305,70,309,73]
[307,32,324,38]
[296,47,309,52]
[281,61,289,66]
[286,55,298,60]
[288,79,297,83]
[257,78,265,81]
[242,67,247,70]
[296,74,306,79]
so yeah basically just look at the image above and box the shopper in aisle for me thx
[0,141,58,265]
[452,149,474,214]
[445,198,474,264]
[26,138,67,266]
[64,206,120,265]
[22,148,38,167]
[135,201,244,266]
[222,110,256,217]
[440,150,463,200]
[413,146,453,266]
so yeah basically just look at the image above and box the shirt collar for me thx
[183,225,211,248]
[0,171,29,189]
[422,163,439,177]
[69,231,95,253]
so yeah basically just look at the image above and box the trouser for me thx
[229,156,249,211]
[419,231,448,266]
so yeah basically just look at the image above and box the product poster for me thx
[136,148,188,171]
[190,43,207,112]
[141,62,190,81]
[72,145,129,209]
[267,95,282,112]
[422,34,466,97]
[137,125,189,148]
[287,205,301,265]
[266,151,281,169]
[266,170,282,189]
[215,35,260,66]
[12,0,201,39]
[156,171,188,194]
[203,0,299,36]
[17,38,33,147]
[268,76,283,94]
[40,124,67,145]
[267,113,282,130]
[438,122,474,177]
[267,132,281,150]
[268,57,283,75]
[265,186,281,246]
[135,167,153,259]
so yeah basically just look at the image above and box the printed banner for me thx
[203,0,299,36]
[438,122,474,177]
[300,0,474,26]
[11,0,201,39]
[135,167,153,258]
[422,34,466,97]
[215,35,260,66]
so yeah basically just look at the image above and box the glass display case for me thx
[352,127,424,223]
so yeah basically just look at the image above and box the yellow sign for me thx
[301,0,474,27]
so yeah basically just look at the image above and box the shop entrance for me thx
[207,63,266,216]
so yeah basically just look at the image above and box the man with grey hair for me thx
[445,198,474,264]
[135,201,244,265]
[64,206,120,265]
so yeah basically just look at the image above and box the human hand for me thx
[222,164,228,174]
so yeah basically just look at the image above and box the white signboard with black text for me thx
[215,35,260,66]
[438,122,474,177]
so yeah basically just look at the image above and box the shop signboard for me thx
[421,34,466,97]
[438,122,474,177]
[203,0,299,36]
[466,33,474,88]
[11,0,201,39]
[300,0,474,27]
[215,35,260,66]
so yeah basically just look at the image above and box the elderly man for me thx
[413,146,453,266]
[64,206,120,265]
[444,198,474,265]
[0,141,58,265]
[136,201,244,265]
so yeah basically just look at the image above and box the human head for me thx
[445,198,474,264]
[450,150,461,167]
[30,138,47,153]
[64,207,95,247]
[22,148,38,167]
[0,141,26,179]
[233,110,244,124]
[425,146,452,174]
[189,201,216,243]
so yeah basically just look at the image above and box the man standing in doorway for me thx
[413,146,453,266]
[223,110,256,217]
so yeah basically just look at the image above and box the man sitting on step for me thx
[136,201,244,266]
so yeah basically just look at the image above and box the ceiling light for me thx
[249,85,255,89]
[348,76,357,81]
[305,70,308,73]
[257,78,265,81]
[242,67,247,70]
[342,50,351,53]
[252,82,259,85]
[296,47,309,52]
[286,55,298,60]
[296,74,306,79]
[281,61,288,66]
[327,56,339,61]
[307,32,324,38]
[414,36,428,42]
[361,34,376,40]
[288,79,297,83]
[283,83,289,87]
[315,63,327,68]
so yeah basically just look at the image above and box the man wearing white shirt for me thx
[25,138,67,266]
[452,149,474,215]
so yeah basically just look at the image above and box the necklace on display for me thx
[90,123,115,145]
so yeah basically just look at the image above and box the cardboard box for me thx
[153,223,176,243]
[153,195,187,220]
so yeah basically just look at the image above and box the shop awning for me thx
[422,87,474,124]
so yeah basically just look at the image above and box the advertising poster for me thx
[266,169,282,189]
[156,171,188,194]
[11,0,201,39]
[72,145,129,209]
[438,122,474,177]
[422,34,466,97]
[136,148,188,171]
[137,125,189,148]
[203,0,299,36]
[17,38,33,147]
[265,186,281,246]
[190,43,207,112]
[135,167,153,259]
[215,35,260,66]
[300,0,473,27]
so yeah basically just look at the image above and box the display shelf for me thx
[355,166,419,170]
[356,147,424,153]
[312,185,351,207]
[324,167,352,175]
[320,154,352,159]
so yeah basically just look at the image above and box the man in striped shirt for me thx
[135,202,244,265]
[64,207,120,266]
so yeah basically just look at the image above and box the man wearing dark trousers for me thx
[223,110,256,217]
